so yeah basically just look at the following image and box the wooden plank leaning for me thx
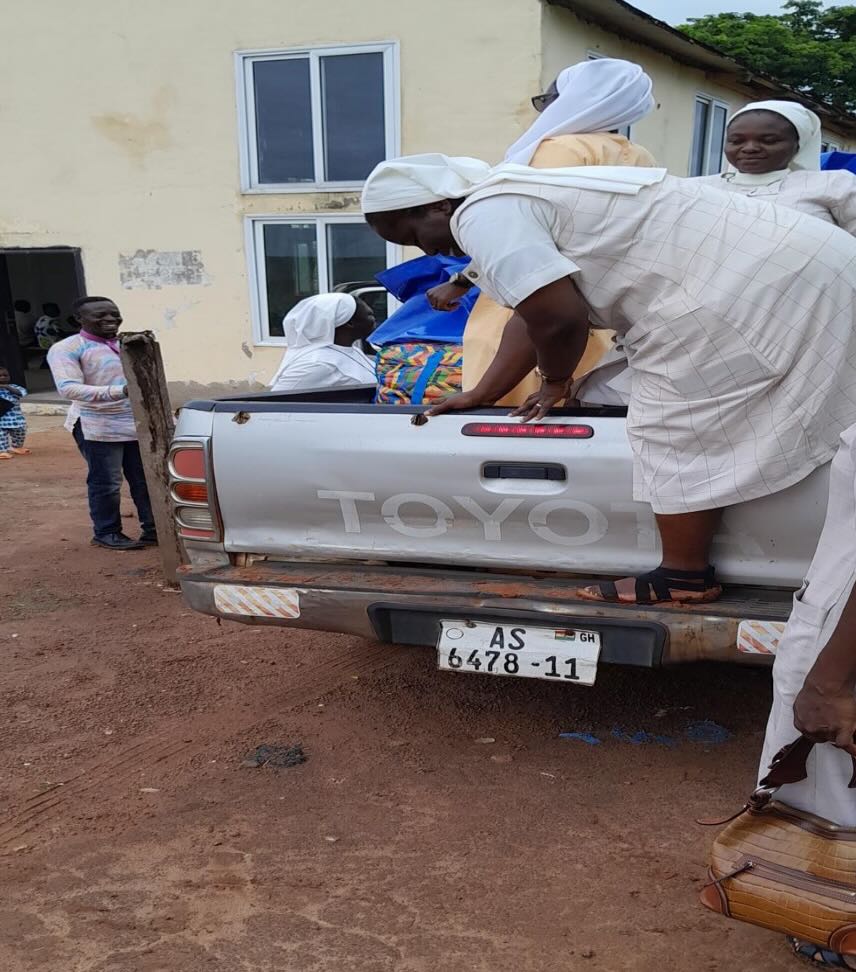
[119,331,184,585]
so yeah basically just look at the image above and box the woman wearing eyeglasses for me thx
[426,58,658,412]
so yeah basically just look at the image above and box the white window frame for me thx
[689,94,730,177]
[585,51,632,139]
[245,214,400,346]
[821,138,841,153]
[236,42,400,193]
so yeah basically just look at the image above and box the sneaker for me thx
[91,532,146,551]
[139,531,158,546]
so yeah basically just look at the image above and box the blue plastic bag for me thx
[370,255,480,348]
[821,151,856,174]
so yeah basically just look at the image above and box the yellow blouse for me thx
[462,133,657,405]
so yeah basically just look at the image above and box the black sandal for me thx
[789,936,856,968]
[576,565,722,605]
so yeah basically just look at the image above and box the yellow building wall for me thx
[2,1,852,388]
[0,0,542,387]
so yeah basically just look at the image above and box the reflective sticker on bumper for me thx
[213,585,301,619]
[737,619,785,655]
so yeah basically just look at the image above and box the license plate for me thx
[437,620,601,686]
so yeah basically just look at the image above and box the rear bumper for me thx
[178,561,790,668]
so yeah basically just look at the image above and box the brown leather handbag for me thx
[700,736,856,955]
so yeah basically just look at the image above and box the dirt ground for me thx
[0,426,795,971]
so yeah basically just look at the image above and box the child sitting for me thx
[0,365,29,459]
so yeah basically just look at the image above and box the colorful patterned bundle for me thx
[375,342,463,405]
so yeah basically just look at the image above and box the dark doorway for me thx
[0,248,86,393]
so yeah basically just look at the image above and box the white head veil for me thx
[269,293,376,392]
[282,293,357,349]
[362,155,493,213]
[727,100,822,176]
[504,58,655,165]
[361,153,666,215]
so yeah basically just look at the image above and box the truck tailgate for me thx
[206,402,828,587]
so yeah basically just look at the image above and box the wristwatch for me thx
[448,272,476,290]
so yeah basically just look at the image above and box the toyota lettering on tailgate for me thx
[316,490,767,555]
[317,489,650,548]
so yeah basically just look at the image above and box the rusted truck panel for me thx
[178,560,790,667]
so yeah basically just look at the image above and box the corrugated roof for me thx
[547,0,856,137]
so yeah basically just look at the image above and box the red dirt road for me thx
[0,427,792,971]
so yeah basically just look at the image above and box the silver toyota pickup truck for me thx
[170,387,829,685]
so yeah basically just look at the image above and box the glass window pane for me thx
[327,222,387,288]
[327,222,388,322]
[707,105,728,175]
[321,53,386,182]
[262,224,318,337]
[690,98,710,177]
[253,58,314,184]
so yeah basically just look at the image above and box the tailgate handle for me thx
[483,462,566,481]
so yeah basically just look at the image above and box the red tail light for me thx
[461,423,593,439]
[168,441,221,542]
[171,448,206,480]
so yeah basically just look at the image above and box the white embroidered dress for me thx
[695,169,856,235]
[760,424,856,826]
[452,175,856,514]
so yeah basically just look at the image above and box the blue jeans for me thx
[72,422,155,539]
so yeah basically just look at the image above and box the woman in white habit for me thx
[268,293,377,394]
[571,100,856,408]
[361,153,856,605]
[759,422,856,967]
[572,100,856,409]
[428,56,657,409]
[697,99,856,234]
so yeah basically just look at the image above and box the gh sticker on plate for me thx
[437,620,601,686]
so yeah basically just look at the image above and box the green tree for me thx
[680,1,856,112]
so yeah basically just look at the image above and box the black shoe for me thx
[91,532,146,551]
[139,531,158,546]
